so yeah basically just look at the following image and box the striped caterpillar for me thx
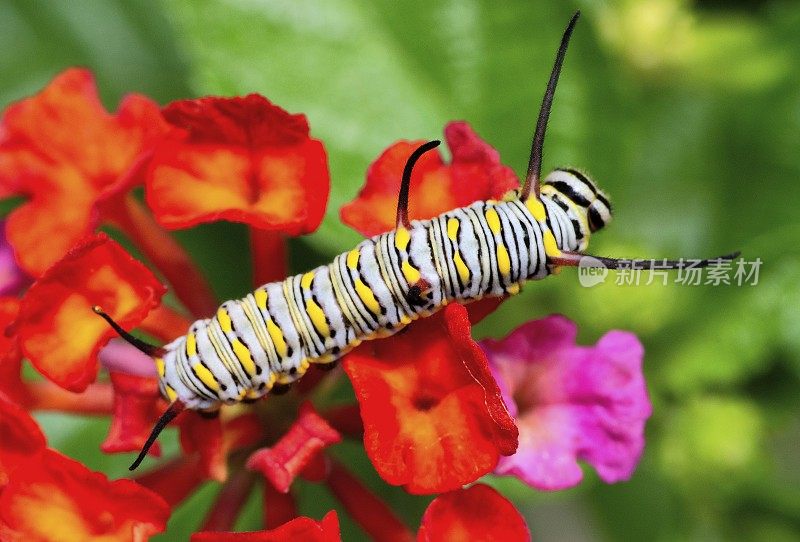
[95,12,737,470]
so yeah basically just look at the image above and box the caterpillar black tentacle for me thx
[94,10,739,470]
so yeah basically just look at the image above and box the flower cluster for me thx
[0,69,651,541]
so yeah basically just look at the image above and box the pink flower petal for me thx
[481,315,651,490]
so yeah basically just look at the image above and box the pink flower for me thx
[480,315,651,490]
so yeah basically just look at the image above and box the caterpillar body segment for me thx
[159,178,605,412]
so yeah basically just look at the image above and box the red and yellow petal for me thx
[417,484,529,542]
[0,69,168,275]
[343,304,518,494]
[147,95,330,235]
[0,448,170,542]
[340,121,519,237]
[191,510,340,542]
[14,233,165,392]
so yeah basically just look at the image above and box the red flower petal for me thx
[179,412,226,482]
[0,297,29,406]
[340,121,519,237]
[101,372,164,456]
[191,510,341,542]
[0,394,46,488]
[246,402,341,493]
[343,303,518,494]
[147,95,330,235]
[0,68,167,275]
[417,484,529,542]
[14,233,165,392]
[0,448,170,541]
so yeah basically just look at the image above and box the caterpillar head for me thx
[542,168,612,233]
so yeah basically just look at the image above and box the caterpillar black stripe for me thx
[94,11,738,471]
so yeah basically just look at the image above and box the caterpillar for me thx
[94,11,737,470]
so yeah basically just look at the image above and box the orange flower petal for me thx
[0,448,170,542]
[340,121,519,237]
[343,304,518,494]
[191,511,340,542]
[14,233,165,392]
[417,484,529,542]
[147,95,329,235]
[0,68,167,275]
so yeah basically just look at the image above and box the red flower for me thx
[340,121,519,237]
[0,69,168,276]
[13,233,165,392]
[343,303,518,494]
[417,484,529,542]
[146,95,329,235]
[246,402,341,493]
[0,448,170,542]
[191,510,340,542]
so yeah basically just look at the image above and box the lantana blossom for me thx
[481,315,651,490]
[0,69,653,540]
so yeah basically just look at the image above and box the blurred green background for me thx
[2,0,799,540]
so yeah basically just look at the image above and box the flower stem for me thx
[250,228,288,287]
[263,482,297,529]
[326,458,414,542]
[320,404,363,439]
[27,381,113,414]
[110,196,218,318]
[200,467,257,532]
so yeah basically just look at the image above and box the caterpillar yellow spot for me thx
[305,297,331,338]
[301,271,315,289]
[453,251,471,285]
[155,357,165,378]
[245,389,261,400]
[526,198,547,222]
[217,308,233,333]
[485,208,502,234]
[186,332,197,357]
[543,230,561,257]
[232,339,256,376]
[266,318,288,358]
[497,244,511,276]
[394,227,411,251]
[446,218,460,241]
[193,362,220,391]
[346,249,360,270]
[401,259,421,284]
[354,278,382,315]
[165,384,177,402]
[255,288,268,310]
